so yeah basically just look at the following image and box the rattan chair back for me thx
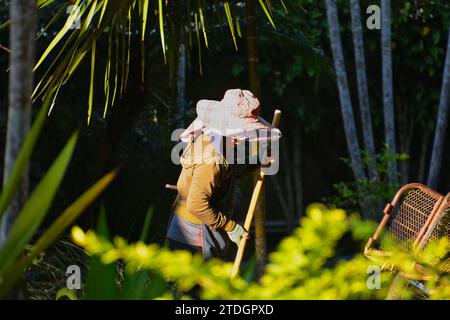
[364,183,445,257]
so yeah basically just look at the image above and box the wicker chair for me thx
[364,183,450,293]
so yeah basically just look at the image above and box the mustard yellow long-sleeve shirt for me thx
[176,134,236,232]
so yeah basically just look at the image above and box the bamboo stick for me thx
[231,109,281,279]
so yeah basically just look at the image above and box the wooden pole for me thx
[231,110,281,279]
[246,0,266,279]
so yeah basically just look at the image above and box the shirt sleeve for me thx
[185,161,236,232]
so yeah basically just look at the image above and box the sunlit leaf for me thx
[258,0,276,28]
[198,7,208,48]
[85,208,118,299]
[87,38,96,125]
[0,132,78,278]
[223,2,237,50]
[0,170,117,297]
[82,0,98,32]
[34,0,85,71]
[158,0,166,62]
[0,100,50,220]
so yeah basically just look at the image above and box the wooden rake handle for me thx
[230,109,281,279]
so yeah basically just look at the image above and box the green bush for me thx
[65,203,450,300]
[65,204,389,299]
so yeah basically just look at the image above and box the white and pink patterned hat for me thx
[180,89,282,142]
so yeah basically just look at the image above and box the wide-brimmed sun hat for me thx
[180,89,282,142]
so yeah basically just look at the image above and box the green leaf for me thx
[98,0,109,28]
[112,28,119,106]
[119,12,127,97]
[85,207,118,299]
[85,253,118,300]
[235,17,242,38]
[258,0,276,29]
[121,270,149,299]
[103,27,113,118]
[158,0,166,62]
[97,203,111,240]
[36,5,68,40]
[0,131,78,277]
[0,20,11,30]
[82,0,98,32]
[141,0,149,42]
[280,0,288,13]
[139,207,153,242]
[0,100,50,221]
[37,0,55,9]
[194,12,203,74]
[198,7,209,48]
[34,0,86,71]
[33,30,79,101]
[0,170,117,297]
[146,272,167,299]
[87,37,96,125]
[241,255,256,282]
[223,2,237,50]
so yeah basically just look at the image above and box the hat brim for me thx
[180,99,281,142]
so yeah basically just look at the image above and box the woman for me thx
[165,89,281,261]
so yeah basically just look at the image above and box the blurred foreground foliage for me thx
[59,204,449,300]
[0,102,116,298]
[370,236,450,300]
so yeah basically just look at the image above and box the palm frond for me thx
[33,0,291,123]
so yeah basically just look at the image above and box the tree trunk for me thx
[381,0,398,184]
[175,0,186,127]
[427,28,450,190]
[326,0,366,182]
[176,40,186,126]
[0,0,36,247]
[246,0,265,279]
[326,0,371,217]
[350,0,377,180]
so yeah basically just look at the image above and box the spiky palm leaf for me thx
[31,0,287,124]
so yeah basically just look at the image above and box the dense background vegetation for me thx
[1,0,450,298]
